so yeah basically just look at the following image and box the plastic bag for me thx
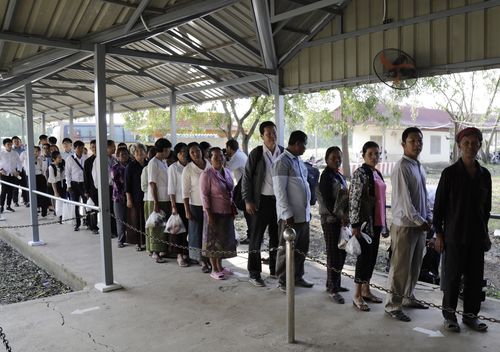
[164,214,186,234]
[146,210,165,229]
[361,232,372,244]
[62,202,75,222]
[338,226,352,250]
[345,235,361,256]
[55,199,64,217]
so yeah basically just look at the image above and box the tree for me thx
[419,70,500,162]
[217,96,273,154]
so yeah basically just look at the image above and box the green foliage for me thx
[0,113,23,138]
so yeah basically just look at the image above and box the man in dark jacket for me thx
[434,127,491,333]
[242,121,284,287]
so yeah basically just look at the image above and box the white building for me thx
[350,106,452,164]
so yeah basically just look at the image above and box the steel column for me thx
[41,113,46,134]
[21,116,26,143]
[24,83,44,246]
[170,90,177,145]
[273,76,285,146]
[94,43,122,293]
[69,108,74,140]
[109,102,115,141]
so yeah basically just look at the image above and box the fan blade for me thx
[379,52,395,70]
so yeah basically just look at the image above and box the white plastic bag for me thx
[361,232,372,244]
[345,235,361,256]
[62,202,75,222]
[338,226,352,250]
[146,210,165,229]
[164,214,186,234]
[55,199,64,217]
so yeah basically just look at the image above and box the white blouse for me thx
[145,157,169,202]
[48,164,65,185]
[167,161,185,202]
[181,160,210,206]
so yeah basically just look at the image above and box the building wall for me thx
[352,125,451,163]
[282,0,500,93]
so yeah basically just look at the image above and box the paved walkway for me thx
[0,206,499,352]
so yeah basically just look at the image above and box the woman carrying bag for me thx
[349,141,387,312]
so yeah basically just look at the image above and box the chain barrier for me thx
[0,327,12,352]
[0,210,99,230]
[294,248,500,324]
[110,213,282,257]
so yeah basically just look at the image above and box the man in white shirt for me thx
[242,121,284,287]
[65,140,87,231]
[0,138,22,213]
[11,136,26,207]
[225,139,250,244]
[60,138,73,161]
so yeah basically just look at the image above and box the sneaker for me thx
[14,202,19,207]
[6,206,15,212]
[0,206,3,213]
[249,277,266,287]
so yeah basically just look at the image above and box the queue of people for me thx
[0,124,491,333]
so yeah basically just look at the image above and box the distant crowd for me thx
[0,123,491,333]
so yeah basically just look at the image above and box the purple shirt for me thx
[111,162,127,203]
[200,167,234,214]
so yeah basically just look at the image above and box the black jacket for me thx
[241,145,284,208]
[83,154,96,196]
[433,159,491,245]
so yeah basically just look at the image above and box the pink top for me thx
[373,170,386,227]
[199,167,234,214]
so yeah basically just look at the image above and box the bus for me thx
[50,122,137,144]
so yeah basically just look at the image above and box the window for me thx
[430,135,441,154]
[369,135,383,147]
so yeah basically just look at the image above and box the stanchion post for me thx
[284,227,296,343]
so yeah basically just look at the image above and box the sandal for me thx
[152,253,167,263]
[330,292,345,304]
[353,297,370,311]
[177,256,189,267]
[362,293,383,304]
[135,245,143,252]
[222,267,234,276]
[385,310,411,322]
[462,318,488,332]
[210,271,225,280]
[443,319,461,333]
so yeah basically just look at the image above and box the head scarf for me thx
[456,127,483,143]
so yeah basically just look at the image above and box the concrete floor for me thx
[0,207,499,352]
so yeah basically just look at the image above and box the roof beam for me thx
[100,0,166,14]
[251,0,277,69]
[303,0,500,49]
[0,31,94,51]
[106,47,276,75]
[123,0,153,34]
[0,0,18,55]
[202,16,261,58]
[177,74,266,95]
[286,0,345,14]
[0,52,93,96]
[271,0,342,22]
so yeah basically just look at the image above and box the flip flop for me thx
[462,318,488,332]
[385,310,411,322]
[443,319,461,332]
[362,293,383,303]
[210,271,225,280]
[222,267,234,276]
[353,298,370,311]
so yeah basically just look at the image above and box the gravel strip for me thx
[0,240,72,305]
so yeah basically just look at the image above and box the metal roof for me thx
[2,0,499,123]
[0,0,350,122]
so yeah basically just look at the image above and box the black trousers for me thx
[0,174,17,208]
[442,240,484,320]
[69,181,87,227]
[86,189,99,231]
[321,219,346,293]
[276,220,310,285]
[247,195,279,278]
[35,174,50,216]
[355,227,381,283]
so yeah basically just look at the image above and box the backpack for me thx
[304,161,320,206]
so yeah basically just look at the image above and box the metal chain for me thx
[0,327,12,352]
[0,215,83,229]
[295,248,500,323]
[110,213,282,257]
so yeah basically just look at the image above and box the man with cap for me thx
[433,127,491,333]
